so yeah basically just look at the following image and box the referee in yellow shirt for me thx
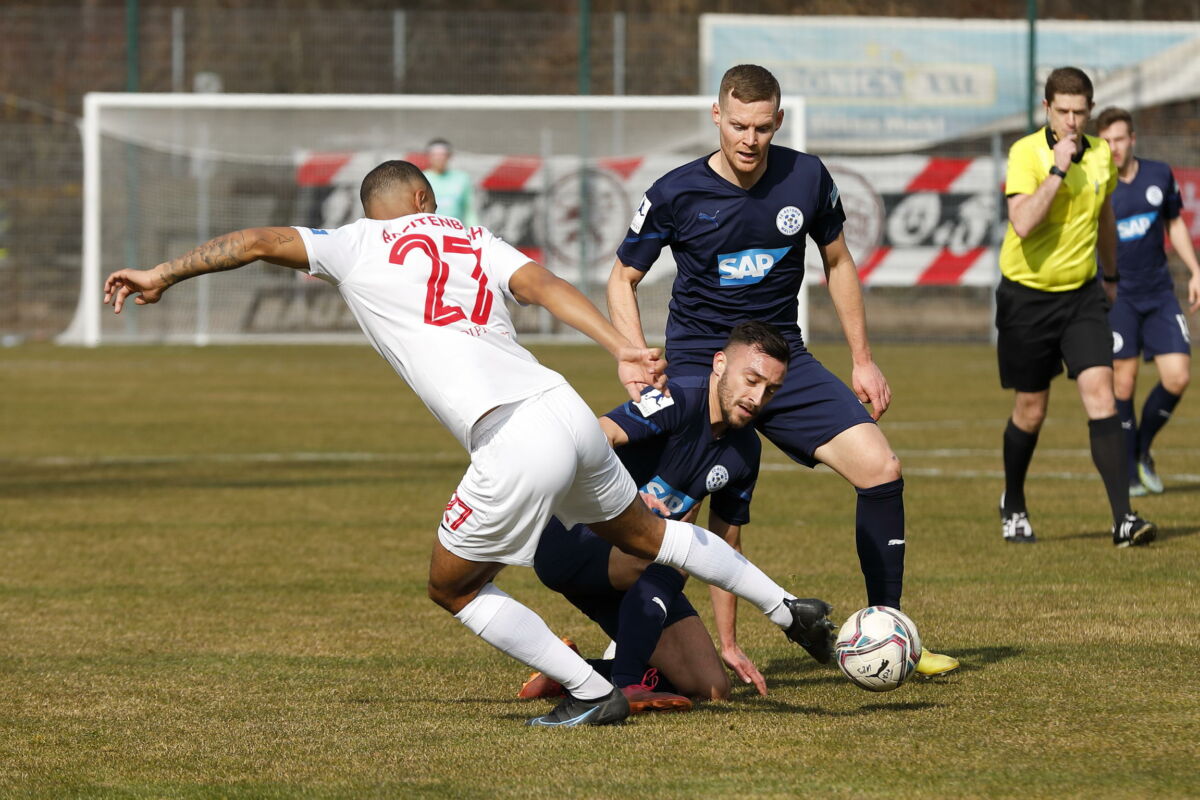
[996,66,1156,547]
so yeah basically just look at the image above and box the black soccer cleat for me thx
[1113,512,1156,548]
[783,597,836,664]
[524,687,630,728]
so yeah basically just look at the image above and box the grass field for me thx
[2,342,1198,799]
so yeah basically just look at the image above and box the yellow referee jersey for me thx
[999,127,1118,291]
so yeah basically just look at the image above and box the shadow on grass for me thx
[938,644,1022,671]
[1055,524,1199,542]
[761,643,1022,681]
[499,698,940,722]
[695,698,939,717]
[1152,481,1200,495]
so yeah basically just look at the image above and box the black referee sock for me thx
[1089,414,1131,522]
[1002,419,1039,513]
[1137,383,1181,457]
[611,564,687,688]
[1115,397,1138,481]
[855,478,905,610]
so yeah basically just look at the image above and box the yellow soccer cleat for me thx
[915,647,960,677]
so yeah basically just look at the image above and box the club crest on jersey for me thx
[1146,185,1164,206]
[705,465,730,492]
[629,195,651,234]
[776,206,804,235]
[642,476,696,517]
[717,246,792,286]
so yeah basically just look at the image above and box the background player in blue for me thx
[606,63,958,676]
[523,322,804,712]
[1097,107,1200,497]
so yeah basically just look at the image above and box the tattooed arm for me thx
[103,227,308,313]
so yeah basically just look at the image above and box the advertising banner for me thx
[700,16,1200,152]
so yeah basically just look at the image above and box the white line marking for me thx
[758,462,1200,482]
[0,452,464,468]
[3,449,1198,485]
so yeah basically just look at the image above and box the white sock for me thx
[654,518,794,628]
[454,583,613,700]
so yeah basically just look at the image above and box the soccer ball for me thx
[834,606,921,692]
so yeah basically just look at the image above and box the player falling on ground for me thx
[1097,107,1200,498]
[606,64,957,676]
[521,321,792,713]
[996,68,1155,547]
[102,160,837,728]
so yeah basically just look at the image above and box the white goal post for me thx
[61,92,806,346]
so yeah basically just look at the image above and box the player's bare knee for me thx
[879,450,902,483]
[709,672,732,701]
[1163,372,1189,395]
[427,581,467,614]
[852,449,901,488]
[1013,404,1046,432]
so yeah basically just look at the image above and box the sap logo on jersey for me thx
[1117,211,1157,242]
[717,246,792,286]
[642,476,696,517]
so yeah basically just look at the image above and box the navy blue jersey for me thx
[1112,158,1184,296]
[604,376,760,525]
[617,145,845,359]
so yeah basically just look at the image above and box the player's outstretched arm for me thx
[509,262,667,400]
[103,227,310,313]
[704,513,767,696]
[1167,216,1200,312]
[606,258,653,350]
[818,233,892,419]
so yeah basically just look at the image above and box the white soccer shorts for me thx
[437,383,637,567]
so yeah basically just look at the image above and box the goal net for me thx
[61,93,806,346]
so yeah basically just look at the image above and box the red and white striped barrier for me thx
[296,151,1011,287]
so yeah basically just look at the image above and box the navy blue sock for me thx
[1137,383,1181,456]
[1002,419,1038,513]
[587,657,681,694]
[585,658,612,680]
[610,564,687,687]
[1115,397,1138,481]
[855,478,905,610]
[1089,415,1130,522]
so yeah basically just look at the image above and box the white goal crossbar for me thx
[62,92,806,346]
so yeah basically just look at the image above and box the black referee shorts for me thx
[995,276,1112,392]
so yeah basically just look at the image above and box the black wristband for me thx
[1102,273,1120,283]
[1049,165,1068,179]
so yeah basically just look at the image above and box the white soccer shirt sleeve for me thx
[473,226,536,303]
[293,223,365,284]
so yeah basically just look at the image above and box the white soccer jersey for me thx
[295,215,566,448]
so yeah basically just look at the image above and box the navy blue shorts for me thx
[1109,288,1192,361]
[667,347,874,467]
[532,518,698,640]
